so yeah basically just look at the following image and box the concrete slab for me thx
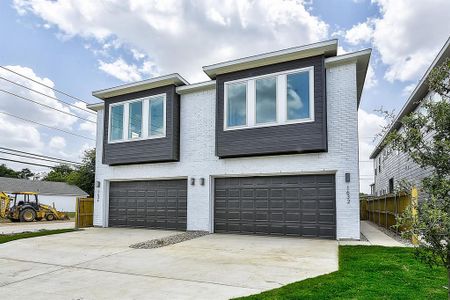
[0,267,257,300]
[0,228,338,299]
[0,228,180,265]
[0,258,62,287]
[360,221,404,247]
[0,221,75,234]
[79,234,338,290]
[339,221,404,247]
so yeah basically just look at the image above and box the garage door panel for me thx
[214,175,336,239]
[109,180,187,230]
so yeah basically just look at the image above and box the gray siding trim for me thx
[102,85,180,165]
[215,55,327,158]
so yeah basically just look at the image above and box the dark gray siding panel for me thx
[216,55,327,158]
[103,85,180,165]
[214,174,336,239]
[109,180,187,230]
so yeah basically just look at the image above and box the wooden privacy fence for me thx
[76,197,94,228]
[360,192,412,232]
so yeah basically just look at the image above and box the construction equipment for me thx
[0,192,69,222]
[0,192,11,219]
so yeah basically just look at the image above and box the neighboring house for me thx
[88,39,371,240]
[0,177,88,212]
[370,38,450,197]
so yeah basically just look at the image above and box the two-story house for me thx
[88,39,371,240]
[370,37,450,197]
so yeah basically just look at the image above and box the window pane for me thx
[287,71,310,120]
[128,101,142,139]
[110,105,123,141]
[227,83,246,127]
[149,96,165,136]
[256,77,276,123]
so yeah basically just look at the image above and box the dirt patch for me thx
[130,231,209,249]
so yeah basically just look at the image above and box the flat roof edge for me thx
[202,39,338,78]
[92,73,189,100]
[87,102,104,111]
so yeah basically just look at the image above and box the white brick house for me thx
[88,40,371,240]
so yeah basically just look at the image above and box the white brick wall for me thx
[93,62,360,239]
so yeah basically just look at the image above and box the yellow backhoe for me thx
[0,192,69,222]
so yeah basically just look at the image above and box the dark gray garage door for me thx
[214,175,336,239]
[109,180,187,230]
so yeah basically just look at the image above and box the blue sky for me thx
[0,0,449,192]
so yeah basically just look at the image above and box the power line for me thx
[0,150,81,166]
[0,146,81,165]
[0,157,56,168]
[0,66,91,105]
[0,89,95,124]
[0,75,95,115]
[0,111,95,141]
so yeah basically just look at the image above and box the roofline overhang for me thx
[369,36,450,159]
[92,73,189,100]
[324,48,372,106]
[87,102,104,112]
[202,39,338,79]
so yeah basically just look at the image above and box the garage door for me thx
[214,175,336,238]
[109,180,187,230]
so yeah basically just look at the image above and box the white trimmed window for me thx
[224,66,314,130]
[109,94,166,143]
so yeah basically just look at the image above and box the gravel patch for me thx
[130,231,209,249]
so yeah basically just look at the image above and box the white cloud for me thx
[0,65,95,172]
[364,64,377,89]
[0,65,78,129]
[345,21,373,45]
[49,136,66,150]
[345,0,450,83]
[98,58,142,82]
[358,109,387,193]
[13,0,329,83]
[402,83,416,97]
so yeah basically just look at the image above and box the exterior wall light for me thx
[190,178,195,186]
[200,178,205,186]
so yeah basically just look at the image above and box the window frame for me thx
[223,66,315,131]
[108,93,166,144]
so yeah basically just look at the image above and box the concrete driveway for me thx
[0,220,75,234]
[0,228,338,300]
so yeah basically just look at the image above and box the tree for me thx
[18,168,34,179]
[0,164,19,178]
[67,149,95,196]
[43,149,95,196]
[379,58,450,296]
[44,164,74,182]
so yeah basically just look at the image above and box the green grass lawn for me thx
[0,228,78,244]
[237,246,447,300]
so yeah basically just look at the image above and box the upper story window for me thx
[224,66,314,130]
[109,94,166,143]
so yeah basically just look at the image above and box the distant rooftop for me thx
[0,177,88,196]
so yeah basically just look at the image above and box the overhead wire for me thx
[0,89,95,123]
[0,146,81,165]
[0,75,95,115]
[0,150,81,167]
[0,157,57,168]
[0,65,91,105]
[0,111,95,141]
